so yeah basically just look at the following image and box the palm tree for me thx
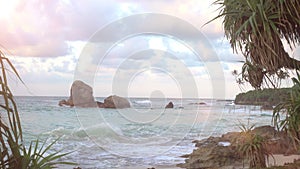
[210,0,300,88]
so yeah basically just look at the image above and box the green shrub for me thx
[237,123,272,168]
[273,72,300,148]
[20,138,75,169]
[235,88,291,106]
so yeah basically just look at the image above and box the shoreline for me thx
[70,154,300,169]
[76,154,300,169]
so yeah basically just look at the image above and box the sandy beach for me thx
[267,154,300,167]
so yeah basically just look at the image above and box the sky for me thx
[0,0,299,99]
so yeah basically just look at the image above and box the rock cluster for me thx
[178,126,298,169]
[177,133,244,169]
[59,80,130,109]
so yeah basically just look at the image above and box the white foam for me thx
[134,100,152,104]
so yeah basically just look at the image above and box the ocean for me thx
[15,96,273,169]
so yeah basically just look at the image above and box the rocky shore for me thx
[178,126,298,169]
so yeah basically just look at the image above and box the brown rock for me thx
[96,101,105,108]
[252,125,276,138]
[178,136,244,169]
[69,80,97,107]
[165,102,174,108]
[178,125,299,169]
[103,95,130,109]
[58,99,74,107]
[59,80,97,107]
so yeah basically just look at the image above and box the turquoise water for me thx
[15,96,273,168]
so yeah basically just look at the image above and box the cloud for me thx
[7,53,78,96]
[0,0,69,57]
[9,54,76,81]
[0,0,226,58]
[0,0,135,57]
[1,0,251,98]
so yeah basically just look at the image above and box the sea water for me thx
[15,96,273,168]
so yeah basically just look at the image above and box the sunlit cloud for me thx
[0,0,259,98]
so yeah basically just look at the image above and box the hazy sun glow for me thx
[0,0,19,19]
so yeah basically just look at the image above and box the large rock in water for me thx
[58,80,97,107]
[70,80,97,107]
[103,95,131,109]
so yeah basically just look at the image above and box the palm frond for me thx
[0,50,76,168]
[209,0,300,88]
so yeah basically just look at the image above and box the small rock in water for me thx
[165,101,174,108]
[189,102,207,105]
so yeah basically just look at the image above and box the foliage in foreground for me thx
[237,123,272,168]
[273,72,300,148]
[210,0,300,89]
[20,138,75,169]
[0,51,75,168]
